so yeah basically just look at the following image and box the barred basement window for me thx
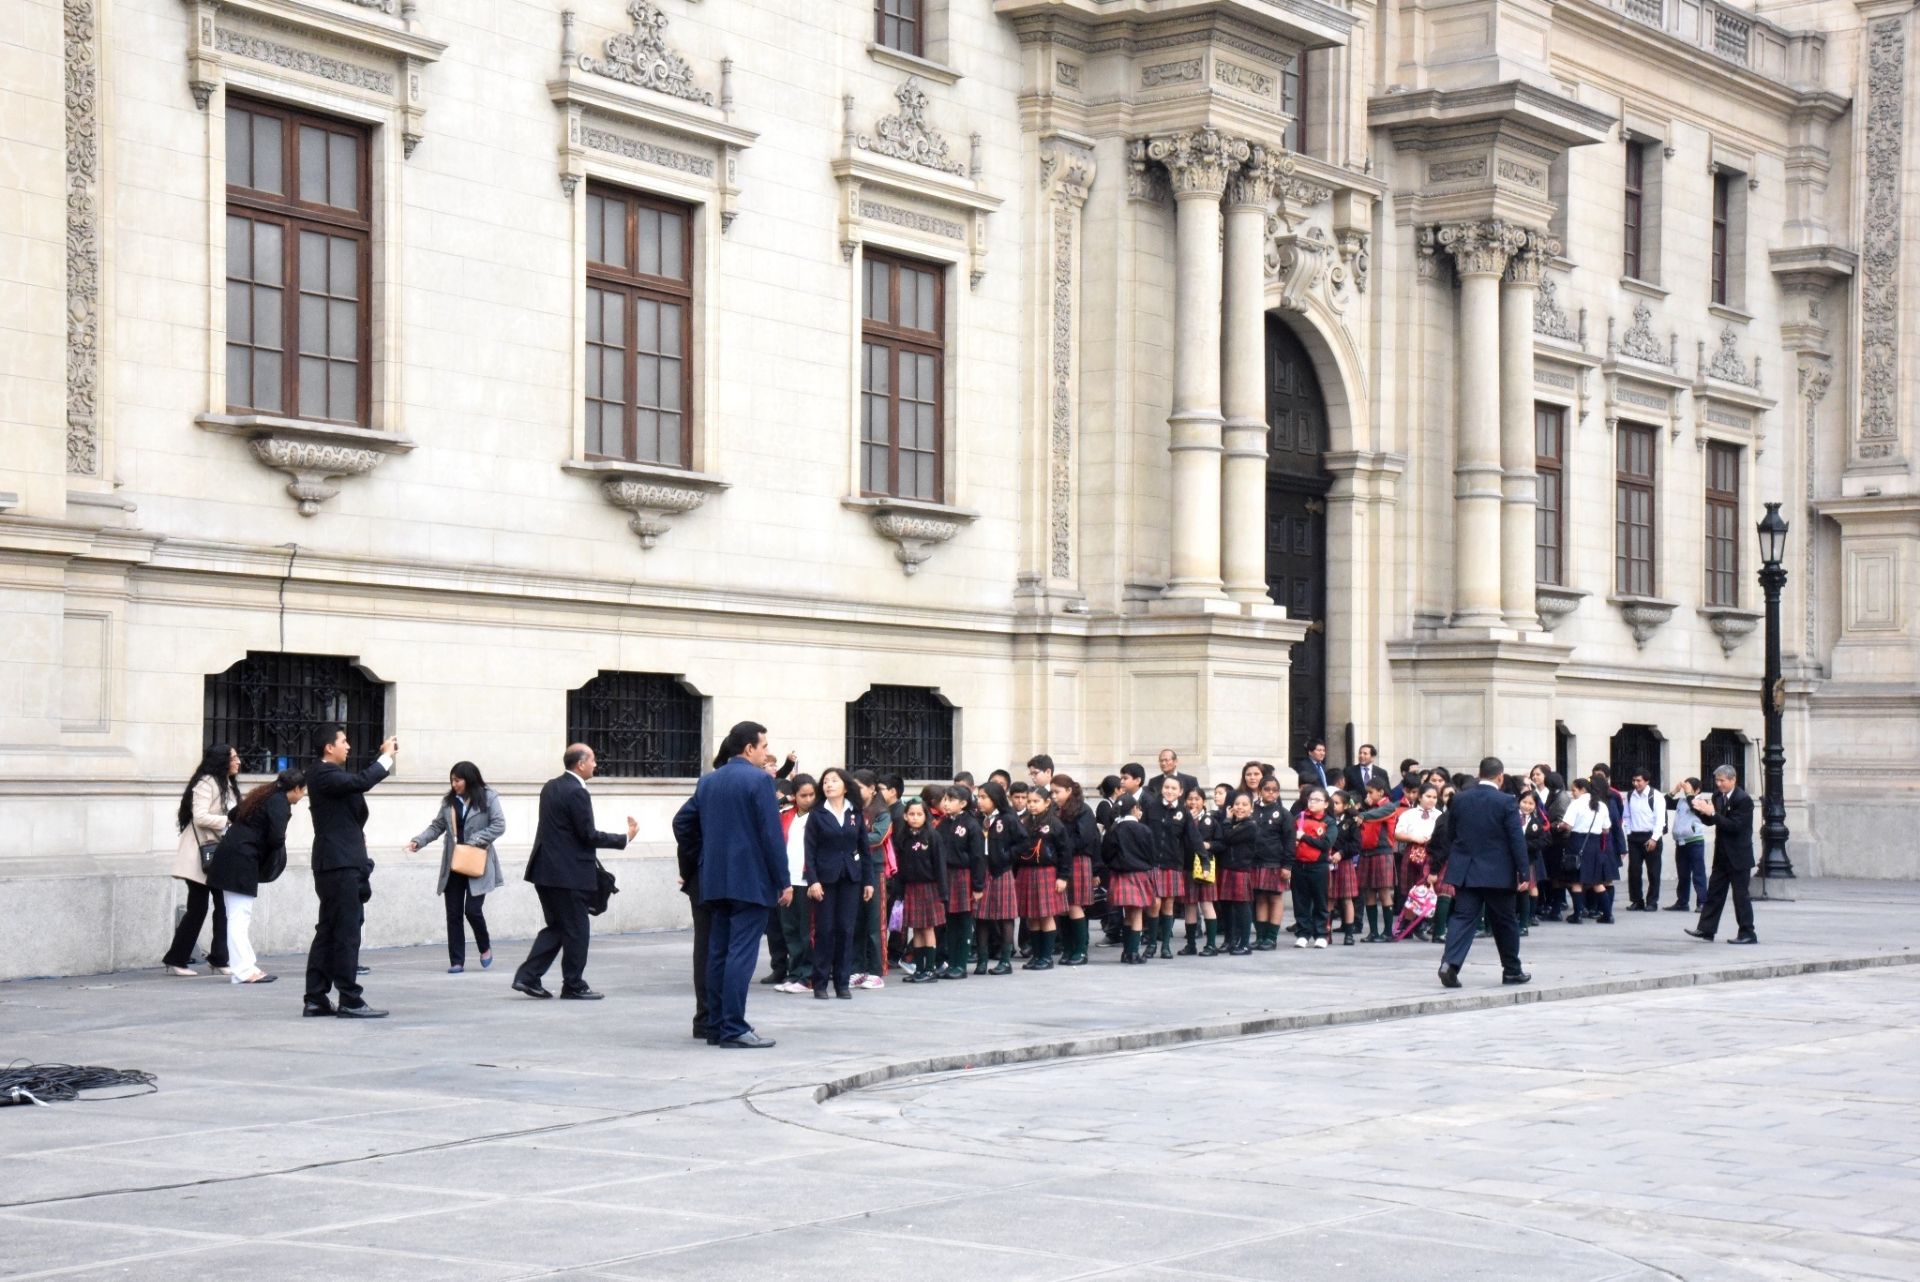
[1700,728,1747,790]
[566,671,704,778]
[846,685,953,779]
[205,652,386,774]
[1608,723,1664,789]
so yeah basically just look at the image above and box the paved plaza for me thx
[3,880,1918,1281]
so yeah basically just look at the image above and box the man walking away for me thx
[1685,765,1758,945]
[1437,757,1532,989]
[512,744,636,1000]
[673,721,791,1048]
[304,724,397,1019]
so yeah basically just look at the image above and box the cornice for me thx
[1552,0,1810,116]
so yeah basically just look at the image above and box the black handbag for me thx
[589,862,619,916]
[198,841,218,875]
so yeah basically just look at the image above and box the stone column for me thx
[1221,147,1289,605]
[1148,129,1247,600]
[1499,232,1549,629]
[1438,220,1525,628]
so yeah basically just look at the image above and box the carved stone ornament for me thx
[1124,139,1168,204]
[854,77,964,176]
[1611,301,1674,367]
[65,0,100,476]
[1534,584,1588,634]
[1702,325,1759,387]
[578,1,713,105]
[199,416,414,515]
[1266,222,1348,313]
[1503,231,1555,287]
[1698,605,1761,656]
[1337,230,1370,293]
[1860,18,1904,460]
[1042,141,1094,580]
[1534,274,1579,342]
[843,497,978,575]
[1611,594,1677,648]
[562,460,727,547]
[1226,146,1295,208]
[1144,129,1250,198]
[1435,219,1528,277]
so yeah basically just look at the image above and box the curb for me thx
[804,948,1920,1104]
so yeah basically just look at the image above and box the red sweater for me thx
[1294,814,1329,863]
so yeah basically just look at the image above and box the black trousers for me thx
[854,893,884,975]
[764,906,790,979]
[305,867,365,1006]
[1291,862,1329,938]
[164,880,229,969]
[518,885,593,992]
[1627,834,1662,906]
[689,895,712,1037]
[811,879,861,990]
[1696,852,1755,938]
[1440,885,1524,974]
[443,881,490,966]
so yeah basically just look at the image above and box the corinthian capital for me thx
[1436,219,1529,278]
[1226,145,1297,209]
[1502,229,1558,286]
[1041,140,1096,210]
[1144,129,1251,199]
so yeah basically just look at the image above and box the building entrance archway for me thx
[1266,317,1331,764]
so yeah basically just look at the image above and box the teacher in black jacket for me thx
[512,743,637,1000]
[1685,765,1758,945]
[1437,756,1533,989]
[304,725,397,1019]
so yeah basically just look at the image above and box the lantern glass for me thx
[1756,503,1788,568]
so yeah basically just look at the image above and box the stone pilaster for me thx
[1221,147,1291,606]
[1500,231,1551,629]
[1037,138,1095,595]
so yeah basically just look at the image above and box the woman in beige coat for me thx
[165,744,241,975]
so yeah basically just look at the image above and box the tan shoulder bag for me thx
[448,806,488,878]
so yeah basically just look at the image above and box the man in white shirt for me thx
[1623,768,1669,911]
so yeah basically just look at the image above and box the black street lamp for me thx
[1756,502,1793,897]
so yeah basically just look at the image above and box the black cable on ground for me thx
[0,1062,158,1107]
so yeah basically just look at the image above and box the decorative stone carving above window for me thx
[1608,301,1677,368]
[562,460,728,548]
[551,9,755,222]
[832,82,1000,287]
[1534,275,1585,346]
[180,0,445,155]
[1700,325,1760,389]
[1698,605,1762,656]
[842,496,978,576]
[196,415,413,516]
[1608,593,1677,647]
[1534,584,1588,633]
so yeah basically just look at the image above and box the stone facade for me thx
[1,0,1914,978]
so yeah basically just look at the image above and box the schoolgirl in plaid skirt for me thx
[1145,777,1200,960]
[1016,790,1066,969]
[893,799,948,983]
[1180,788,1222,955]
[973,784,1022,975]
[1049,776,1100,966]
[935,785,987,979]
[1326,791,1361,944]
[1098,798,1158,963]
[1250,776,1294,948]
[1212,794,1258,954]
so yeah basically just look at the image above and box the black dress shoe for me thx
[692,1026,712,1041]
[1729,932,1759,945]
[1663,903,1690,912]
[718,1031,776,1048]
[302,1001,335,1017]
[356,965,371,975]
[512,978,553,999]
[834,986,853,1000]
[559,987,604,1000]
[1501,970,1532,985]
[812,986,830,1000]
[1684,928,1714,942]
[758,973,786,986]
[336,1004,388,1018]
[1438,963,1462,989]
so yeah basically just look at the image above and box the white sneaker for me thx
[848,972,867,986]
[1294,936,1310,949]
[859,974,885,989]
[1313,937,1329,949]
[776,980,809,994]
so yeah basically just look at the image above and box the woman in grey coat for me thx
[408,761,506,973]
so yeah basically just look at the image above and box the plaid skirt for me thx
[1398,848,1431,896]
[1105,870,1156,909]
[1435,881,1458,898]
[1329,858,1360,899]
[1251,866,1291,894]
[946,868,974,915]
[1015,865,1066,919]
[1215,867,1252,903]
[977,870,1018,922]
[1154,867,1185,900]
[902,879,947,929]
[1066,854,1096,907]
[1360,851,1397,891]
[1186,868,1219,903]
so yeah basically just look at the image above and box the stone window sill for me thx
[1534,583,1589,633]
[562,459,729,548]
[1619,276,1669,300]
[865,43,962,86]
[196,414,414,515]
[842,494,977,575]
[1708,302,1754,325]
[1607,593,1678,648]
[1698,604,1761,656]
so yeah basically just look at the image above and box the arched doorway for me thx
[1265,317,1330,764]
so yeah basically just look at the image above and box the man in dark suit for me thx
[512,744,636,1000]
[304,724,397,1019]
[673,721,790,1048]
[1685,765,1758,945]
[1437,756,1532,989]
[1295,738,1334,792]
[1148,748,1200,800]
[1343,743,1390,796]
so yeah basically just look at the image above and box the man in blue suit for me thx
[673,721,790,1048]
[1437,756,1533,989]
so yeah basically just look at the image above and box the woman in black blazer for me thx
[206,769,307,985]
[804,767,873,1000]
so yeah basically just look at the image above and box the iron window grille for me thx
[566,672,704,778]
[1701,729,1748,789]
[204,652,386,773]
[1608,723,1664,788]
[846,685,953,779]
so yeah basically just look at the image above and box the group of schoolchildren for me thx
[756,748,1704,990]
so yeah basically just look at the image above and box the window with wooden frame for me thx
[1705,441,1741,606]
[1710,172,1731,305]
[875,0,924,57]
[1622,140,1645,280]
[585,184,694,468]
[860,251,944,501]
[224,98,370,425]
[1535,403,1567,586]
[1282,55,1308,154]
[1615,423,1657,597]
